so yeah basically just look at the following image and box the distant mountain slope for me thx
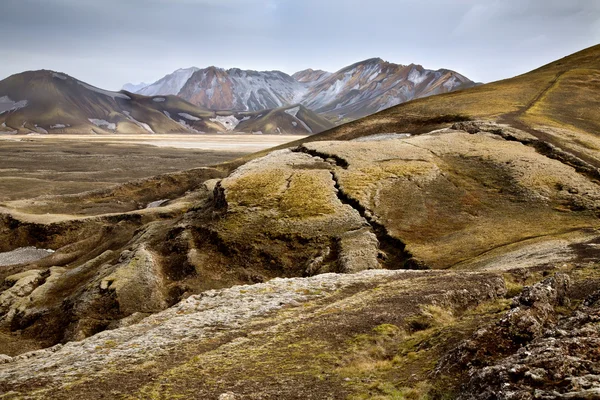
[235,104,334,135]
[301,58,476,122]
[229,44,600,170]
[122,82,149,93]
[177,67,306,112]
[301,44,600,144]
[0,70,329,135]
[136,67,200,96]
[128,59,475,122]
[292,69,332,85]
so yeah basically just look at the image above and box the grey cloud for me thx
[0,0,598,90]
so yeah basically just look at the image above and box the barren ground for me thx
[0,135,303,201]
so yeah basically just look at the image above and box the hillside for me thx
[291,68,332,85]
[0,71,329,135]
[235,104,334,135]
[127,59,475,122]
[1,45,600,399]
[135,67,200,97]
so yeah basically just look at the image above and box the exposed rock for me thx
[0,354,12,364]
[100,245,167,314]
[445,275,600,400]
[337,228,381,273]
[0,270,43,311]
[0,269,507,398]
[0,247,54,267]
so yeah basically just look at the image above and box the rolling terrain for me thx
[126,59,476,123]
[1,45,600,399]
[0,71,330,135]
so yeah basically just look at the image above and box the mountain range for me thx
[124,58,476,123]
[0,70,332,135]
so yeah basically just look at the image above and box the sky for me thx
[1,0,599,90]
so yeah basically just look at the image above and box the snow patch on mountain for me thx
[368,70,380,82]
[0,96,28,114]
[443,75,460,89]
[284,106,312,133]
[34,124,48,134]
[89,119,116,130]
[52,73,68,80]
[408,68,428,85]
[122,111,154,133]
[210,115,240,131]
[0,122,17,134]
[178,113,200,121]
[177,119,204,134]
[137,67,200,96]
[284,106,300,118]
[152,97,166,102]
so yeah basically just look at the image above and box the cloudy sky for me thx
[1,0,599,90]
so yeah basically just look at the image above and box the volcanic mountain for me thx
[1,45,600,399]
[300,58,475,122]
[126,59,476,122]
[0,70,331,135]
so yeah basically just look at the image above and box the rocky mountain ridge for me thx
[0,70,332,135]
[125,58,476,122]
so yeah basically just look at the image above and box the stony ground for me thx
[0,247,54,267]
[0,136,250,201]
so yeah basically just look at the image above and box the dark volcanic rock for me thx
[457,276,600,400]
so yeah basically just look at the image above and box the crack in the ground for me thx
[456,122,600,182]
[329,171,426,270]
[295,145,349,169]
[291,144,427,270]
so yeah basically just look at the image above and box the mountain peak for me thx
[292,69,332,84]
[358,57,385,65]
[125,58,473,118]
[122,82,149,92]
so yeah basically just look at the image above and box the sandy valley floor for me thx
[0,134,304,201]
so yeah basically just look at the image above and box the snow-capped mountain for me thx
[292,69,332,86]
[301,58,476,121]
[0,70,330,135]
[136,67,200,97]
[177,67,307,112]
[125,59,476,122]
[122,82,149,93]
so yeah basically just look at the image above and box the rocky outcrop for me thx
[0,269,507,398]
[439,274,600,399]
